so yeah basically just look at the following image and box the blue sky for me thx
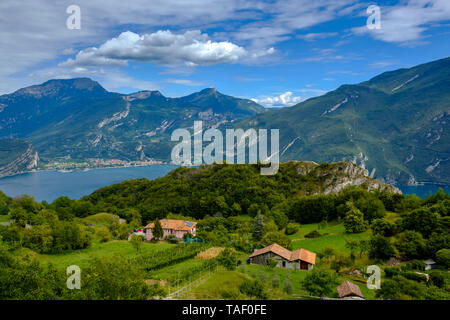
[1,0,450,107]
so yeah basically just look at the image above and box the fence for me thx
[166,263,219,299]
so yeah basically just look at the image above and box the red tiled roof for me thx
[290,248,316,265]
[249,243,316,265]
[144,219,196,232]
[337,281,364,298]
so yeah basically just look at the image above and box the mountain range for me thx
[231,57,450,185]
[0,79,265,161]
[0,57,449,185]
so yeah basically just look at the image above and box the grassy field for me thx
[13,240,174,269]
[182,269,252,299]
[0,215,11,223]
[288,221,372,253]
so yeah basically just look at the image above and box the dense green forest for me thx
[82,162,399,223]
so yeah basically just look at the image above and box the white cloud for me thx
[164,78,204,86]
[60,30,248,68]
[353,0,450,44]
[252,92,302,108]
[297,32,338,41]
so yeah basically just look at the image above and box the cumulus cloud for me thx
[353,0,450,44]
[60,30,248,68]
[252,92,302,108]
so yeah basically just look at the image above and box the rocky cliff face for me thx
[0,143,39,178]
[295,161,402,195]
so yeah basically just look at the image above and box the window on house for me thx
[282,261,286,267]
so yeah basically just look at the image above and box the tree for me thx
[71,255,166,300]
[368,235,397,260]
[355,197,386,222]
[319,246,337,262]
[345,238,359,261]
[357,240,370,258]
[371,218,395,237]
[302,269,338,297]
[401,207,440,238]
[264,220,278,233]
[343,203,368,233]
[130,234,144,253]
[259,231,292,250]
[330,255,352,273]
[152,219,163,240]
[218,248,238,270]
[252,213,265,241]
[435,248,450,268]
[376,275,425,300]
[239,279,267,299]
[395,231,425,259]
[23,225,54,253]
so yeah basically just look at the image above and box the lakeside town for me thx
[38,158,166,173]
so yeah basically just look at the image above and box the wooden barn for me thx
[249,243,316,270]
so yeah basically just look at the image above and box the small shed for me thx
[337,281,364,300]
[423,260,436,271]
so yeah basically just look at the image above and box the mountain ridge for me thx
[229,57,450,185]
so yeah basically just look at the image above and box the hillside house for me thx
[249,243,316,270]
[144,219,197,241]
[337,281,364,300]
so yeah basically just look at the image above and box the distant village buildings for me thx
[249,243,316,270]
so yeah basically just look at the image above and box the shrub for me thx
[283,279,293,294]
[304,230,321,238]
[402,271,428,283]
[271,275,280,288]
[166,235,179,244]
[221,287,240,299]
[384,267,400,278]
[428,270,445,288]
[285,223,300,235]
[239,279,267,299]
[259,270,268,283]
[97,226,112,243]
[266,258,278,268]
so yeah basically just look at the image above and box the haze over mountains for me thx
[0,57,449,185]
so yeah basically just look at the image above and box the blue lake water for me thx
[0,165,177,202]
[0,164,447,202]
[396,184,449,199]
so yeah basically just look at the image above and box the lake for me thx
[0,165,177,202]
[0,165,448,202]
